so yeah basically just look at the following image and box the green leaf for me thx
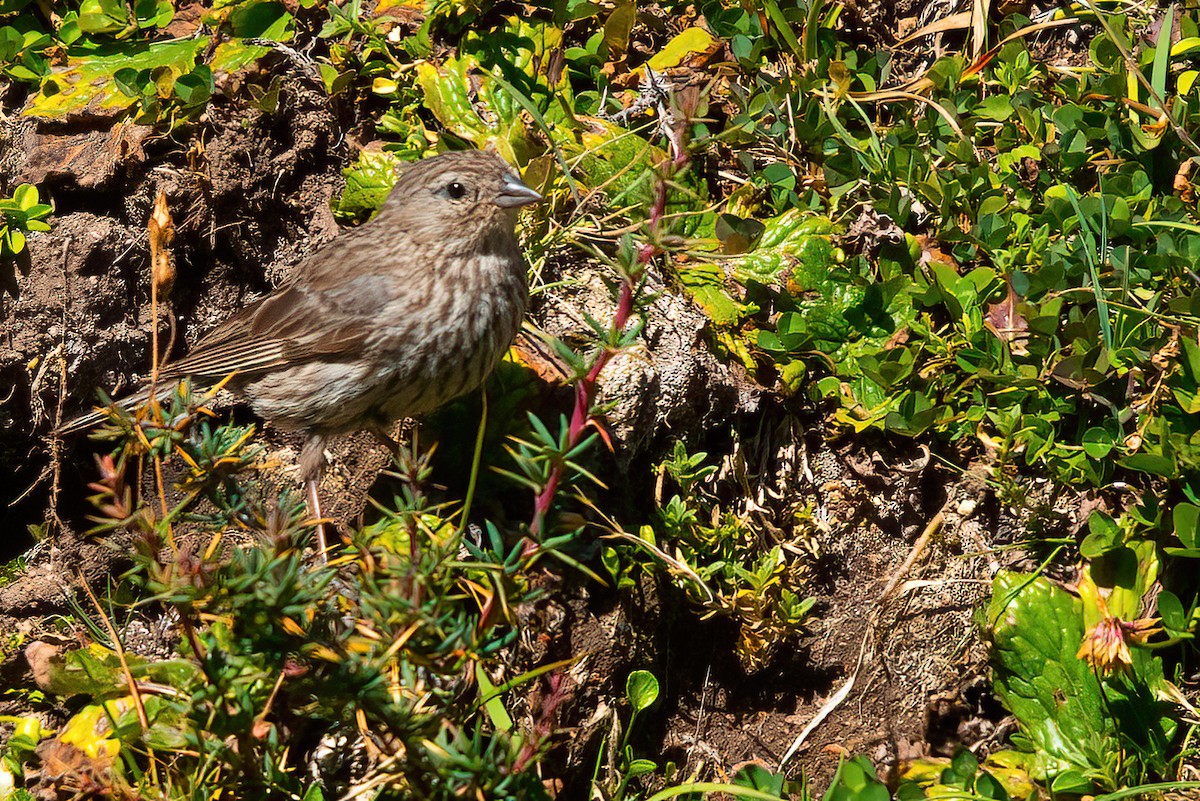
[1173,502,1200,550]
[761,161,795,190]
[1157,590,1187,633]
[1150,4,1173,111]
[475,662,513,732]
[1081,426,1115,458]
[734,763,787,794]
[987,572,1114,785]
[823,756,889,801]
[173,65,213,107]
[715,213,765,254]
[229,1,294,39]
[974,770,1010,801]
[625,669,659,713]
[333,146,403,220]
[626,758,658,777]
[601,0,635,61]
[77,0,128,33]
[976,94,1014,121]
[986,572,1173,788]
[0,26,22,62]
[26,38,208,118]
[677,262,753,327]
[1118,452,1176,478]
[416,55,531,164]
[113,67,144,98]
[12,183,37,210]
[1080,511,1121,558]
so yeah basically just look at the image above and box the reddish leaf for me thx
[984,278,1029,355]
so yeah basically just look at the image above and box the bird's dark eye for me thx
[447,181,466,199]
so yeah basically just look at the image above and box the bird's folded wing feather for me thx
[162,264,413,383]
[57,230,419,434]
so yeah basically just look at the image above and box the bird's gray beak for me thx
[495,173,542,208]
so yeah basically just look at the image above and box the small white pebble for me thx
[957,498,977,518]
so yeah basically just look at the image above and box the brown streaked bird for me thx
[61,149,541,555]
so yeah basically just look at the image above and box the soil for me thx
[0,5,1103,796]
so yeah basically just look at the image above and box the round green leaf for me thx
[1173,502,1200,550]
[1157,589,1187,632]
[114,68,143,98]
[1081,426,1114,458]
[625,669,658,713]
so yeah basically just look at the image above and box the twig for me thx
[245,38,325,86]
[599,66,670,127]
[51,236,70,533]
[600,531,715,604]
[79,574,150,730]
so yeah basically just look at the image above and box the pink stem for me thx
[529,134,688,543]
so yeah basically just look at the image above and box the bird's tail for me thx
[55,383,178,437]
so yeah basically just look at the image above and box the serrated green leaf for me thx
[986,571,1173,789]
[331,148,403,222]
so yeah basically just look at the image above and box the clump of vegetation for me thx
[5,383,550,798]
[0,183,51,273]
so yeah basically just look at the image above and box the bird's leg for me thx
[306,475,327,558]
[300,434,330,563]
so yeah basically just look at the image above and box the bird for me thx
[60,149,542,556]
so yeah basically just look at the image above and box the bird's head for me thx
[375,149,542,249]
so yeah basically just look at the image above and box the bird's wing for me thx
[161,234,417,383]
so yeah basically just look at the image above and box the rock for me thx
[17,121,151,191]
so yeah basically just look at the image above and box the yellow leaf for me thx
[372,76,399,95]
[647,27,718,72]
[376,0,423,10]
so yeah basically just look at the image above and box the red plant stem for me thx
[529,135,689,541]
[513,672,565,774]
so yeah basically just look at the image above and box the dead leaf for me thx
[25,641,63,694]
[1018,156,1039,190]
[30,738,125,801]
[163,2,206,37]
[844,206,904,256]
[148,190,176,298]
[1175,159,1194,203]
[995,0,1031,16]
[18,122,151,190]
[883,327,911,350]
[984,277,1029,356]
[1152,326,1181,370]
[511,329,572,385]
[914,234,958,271]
